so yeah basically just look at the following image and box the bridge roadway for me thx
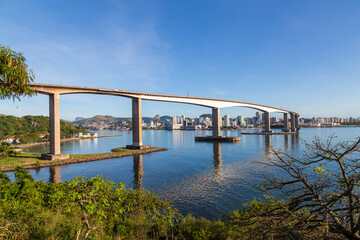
[29,83,300,160]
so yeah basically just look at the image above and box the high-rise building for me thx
[231,119,237,127]
[253,116,260,125]
[237,116,245,127]
[181,115,185,125]
[260,113,265,124]
[245,117,252,126]
[224,115,230,127]
[270,117,277,124]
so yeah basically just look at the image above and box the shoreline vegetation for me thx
[0,147,167,172]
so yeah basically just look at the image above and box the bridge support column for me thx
[290,113,296,132]
[41,93,69,160]
[212,107,221,137]
[262,112,272,133]
[126,98,150,150]
[195,107,240,142]
[295,115,300,131]
[283,113,289,132]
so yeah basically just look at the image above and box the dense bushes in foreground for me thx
[0,167,179,239]
[0,167,341,240]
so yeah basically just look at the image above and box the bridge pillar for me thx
[212,107,221,137]
[290,113,296,132]
[195,107,239,142]
[50,93,60,154]
[283,113,289,132]
[126,98,150,150]
[295,115,300,130]
[262,112,272,133]
[41,93,69,160]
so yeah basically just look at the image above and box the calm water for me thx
[7,127,360,219]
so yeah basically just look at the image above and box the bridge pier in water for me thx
[41,93,69,160]
[126,98,150,150]
[295,115,299,130]
[283,113,289,132]
[262,112,273,133]
[195,107,240,142]
[290,113,296,132]
[212,107,221,137]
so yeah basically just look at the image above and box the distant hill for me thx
[160,115,172,122]
[73,115,123,126]
[200,114,212,119]
[73,114,173,126]
[74,117,85,122]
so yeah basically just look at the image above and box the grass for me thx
[0,147,167,172]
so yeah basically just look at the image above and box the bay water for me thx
[7,127,360,219]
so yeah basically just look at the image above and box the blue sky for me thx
[1,0,359,120]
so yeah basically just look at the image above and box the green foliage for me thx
[0,167,180,239]
[0,142,14,159]
[0,115,86,143]
[0,45,36,100]
[177,215,227,240]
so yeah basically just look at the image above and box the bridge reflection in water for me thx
[47,135,300,184]
[50,166,62,183]
[263,134,299,157]
[133,155,144,189]
[212,142,222,180]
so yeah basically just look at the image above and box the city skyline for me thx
[1,1,360,119]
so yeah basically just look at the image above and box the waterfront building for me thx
[245,117,252,126]
[270,117,277,124]
[224,115,230,127]
[231,119,237,127]
[253,116,260,125]
[204,117,212,127]
[181,115,186,125]
[198,117,204,125]
[237,115,245,127]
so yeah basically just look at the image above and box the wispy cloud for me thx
[3,2,172,93]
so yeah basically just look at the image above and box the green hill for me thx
[0,115,86,143]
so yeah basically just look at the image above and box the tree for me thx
[0,142,15,159]
[0,45,35,100]
[244,136,360,239]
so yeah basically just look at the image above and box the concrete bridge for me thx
[30,83,300,160]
